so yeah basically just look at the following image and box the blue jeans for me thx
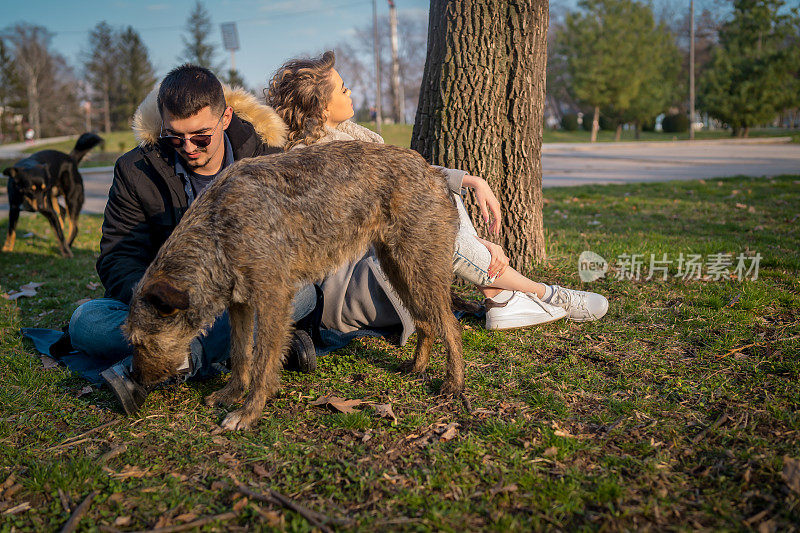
[69,284,318,379]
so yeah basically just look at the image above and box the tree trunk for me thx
[103,80,111,134]
[412,0,548,270]
[590,106,599,143]
[634,121,641,140]
[614,123,622,141]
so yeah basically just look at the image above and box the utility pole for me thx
[372,0,383,134]
[689,0,695,140]
[388,0,405,123]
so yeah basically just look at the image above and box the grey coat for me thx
[296,121,466,345]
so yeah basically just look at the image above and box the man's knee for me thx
[69,298,132,359]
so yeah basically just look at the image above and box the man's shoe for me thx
[282,329,317,373]
[547,285,609,322]
[100,360,150,416]
[484,290,567,330]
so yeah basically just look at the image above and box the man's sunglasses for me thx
[159,112,224,148]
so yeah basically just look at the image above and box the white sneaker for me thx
[484,290,568,330]
[547,285,609,322]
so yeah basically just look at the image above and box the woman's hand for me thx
[462,174,501,235]
[477,237,509,280]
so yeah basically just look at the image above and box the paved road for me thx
[2,137,799,216]
[542,137,800,187]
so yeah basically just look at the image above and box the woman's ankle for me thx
[480,287,503,299]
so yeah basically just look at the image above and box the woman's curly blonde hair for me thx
[266,51,336,150]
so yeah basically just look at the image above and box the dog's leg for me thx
[51,191,66,236]
[220,287,293,431]
[408,320,434,373]
[2,207,20,252]
[39,207,72,258]
[375,240,465,395]
[64,188,82,247]
[205,302,254,408]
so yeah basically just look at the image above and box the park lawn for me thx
[0,174,798,531]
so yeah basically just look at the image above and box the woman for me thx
[266,51,608,334]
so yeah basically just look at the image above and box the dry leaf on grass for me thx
[252,464,270,478]
[3,282,44,301]
[439,422,459,441]
[311,395,364,413]
[372,403,398,424]
[218,452,238,466]
[232,497,249,512]
[40,356,58,370]
[544,446,558,458]
[74,298,92,306]
[253,506,283,527]
[782,456,800,494]
[114,516,132,526]
[489,483,518,496]
[176,512,198,522]
[86,282,101,290]
[75,385,93,398]
[108,465,151,480]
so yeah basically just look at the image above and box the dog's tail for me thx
[69,133,104,164]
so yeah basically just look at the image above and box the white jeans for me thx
[452,193,497,286]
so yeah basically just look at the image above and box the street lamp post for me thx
[689,0,695,140]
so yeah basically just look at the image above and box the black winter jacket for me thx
[96,113,282,304]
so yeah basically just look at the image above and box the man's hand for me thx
[462,174,501,235]
[476,237,509,280]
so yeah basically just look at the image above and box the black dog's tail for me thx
[69,133,104,164]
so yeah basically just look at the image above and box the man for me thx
[69,65,318,414]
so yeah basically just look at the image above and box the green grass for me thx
[1,174,799,531]
[542,127,799,143]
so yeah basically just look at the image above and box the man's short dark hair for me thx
[158,64,226,119]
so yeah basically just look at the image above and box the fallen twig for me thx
[59,490,98,533]
[47,420,119,450]
[126,512,238,533]
[692,414,729,444]
[98,445,128,464]
[460,392,473,413]
[232,477,350,531]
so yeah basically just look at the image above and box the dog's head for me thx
[4,163,49,211]
[125,278,195,386]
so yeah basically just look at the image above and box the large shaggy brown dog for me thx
[125,141,464,430]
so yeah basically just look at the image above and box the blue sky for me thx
[3,0,430,89]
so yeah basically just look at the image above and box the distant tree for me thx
[180,1,220,71]
[561,0,676,142]
[222,68,247,90]
[335,11,427,123]
[413,0,549,268]
[116,26,156,127]
[618,22,682,138]
[3,23,53,139]
[0,37,24,141]
[700,0,800,136]
[84,21,119,134]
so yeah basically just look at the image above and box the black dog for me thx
[3,133,103,257]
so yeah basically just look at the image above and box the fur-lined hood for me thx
[132,84,287,148]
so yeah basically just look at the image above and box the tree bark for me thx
[412,0,549,270]
[590,106,599,143]
[614,123,622,141]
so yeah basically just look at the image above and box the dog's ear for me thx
[143,280,190,317]
[2,167,16,179]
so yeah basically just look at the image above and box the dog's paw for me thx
[220,409,257,431]
[439,378,465,396]
[399,360,428,375]
[205,386,245,408]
